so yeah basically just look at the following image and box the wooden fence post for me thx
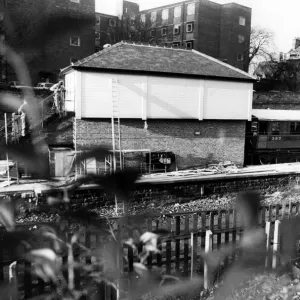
[272,220,280,270]
[190,232,195,279]
[204,230,213,290]
[9,261,17,300]
[265,221,271,268]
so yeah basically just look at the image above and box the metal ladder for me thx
[111,78,125,215]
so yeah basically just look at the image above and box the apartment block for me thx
[122,0,251,71]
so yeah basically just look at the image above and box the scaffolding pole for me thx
[4,113,10,184]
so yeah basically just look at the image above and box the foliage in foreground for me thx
[1,11,300,300]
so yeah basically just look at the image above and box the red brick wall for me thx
[5,0,95,84]
[75,119,246,169]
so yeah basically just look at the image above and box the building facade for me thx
[95,13,119,52]
[4,0,95,84]
[59,42,254,176]
[122,0,251,71]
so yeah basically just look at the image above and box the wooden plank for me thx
[147,219,153,268]
[217,210,222,250]
[297,202,300,215]
[268,205,273,222]
[0,229,4,281]
[184,215,189,276]
[224,211,230,267]
[204,230,213,290]
[272,220,280,269]
[282,201,286,220]
[232,210,237,244]
[275,204,280,220]
[166,217,172,274]
[24,260,32,299]
[85,229,91,265]
[288,200,292,218]
[261,206,266,224]
[175,216,180,273]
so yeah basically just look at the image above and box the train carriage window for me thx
[290,122,300,135]
[259,121,268,135]
[271,122,280,135]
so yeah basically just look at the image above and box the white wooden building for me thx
[60,42,255,174]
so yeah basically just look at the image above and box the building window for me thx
[290,122,300,135]
[186,40,194,49]
[151,11,157,22]
[130,16,135,26]
[174,6,181,18]
[239,16,246,26]
[161,27,167,36]
[162,9,169,20]
[173,25,180,35]
[95,32,100,39]
[173,42,180,47]
[186,22,194,33]
[70,0,80,3]
[109,19,117,27]
[0,12,4,21]
[140,14,146,23]
[237,53,244,61]
[187,3,195,15]
[70,36,80,46]
[238,34,245,43]
[150,30,156,37]
[95,15,100,25]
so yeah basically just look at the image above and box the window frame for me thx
[161,27,167,36]
[239,16,246,26]
[172,42,180,47]
[186,40,194,49]
[173,25,180,35]
[70,36,81,47]
[150,29,156,38]
[186,22,194,33]
[237,53,244,61]
[151,11,157,22]
[140,13,146,23]
[187,2,195,16]
[109,19,117,27]
[95,15,100,25]
[174,6,182,18]
[238,34,245,44]
[162,8,169,20]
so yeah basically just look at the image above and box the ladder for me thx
[111,78,125,215]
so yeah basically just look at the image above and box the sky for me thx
[96,0,299,53]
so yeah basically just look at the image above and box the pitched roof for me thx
[253,91,300,110]
[61,42,255,82]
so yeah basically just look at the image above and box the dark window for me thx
[173,25,180,35]
[186,40,194,49]
[186,22,194,33]
[70,36,80,46]
[161,27,167,36]
[95,16,100,25]
[271,122,280,135]
[109,19,117,27]
[150,30,156,37]
[237,53,244,61]
[238,34,245,43]
[172,42,180,47]
[259,121,268,135]
[290,122,300,135]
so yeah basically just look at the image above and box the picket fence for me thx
[0,201,299,299]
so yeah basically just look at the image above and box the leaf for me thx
[140,232,160,253]
[133,262,149,278]
[0,200,15,231]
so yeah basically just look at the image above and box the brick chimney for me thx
[293,37,300,49]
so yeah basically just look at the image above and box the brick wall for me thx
[5,0,95,84]
[75,119,246,169]
[219,3,251,71]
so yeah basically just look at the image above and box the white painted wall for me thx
[64,71,76,112]
[66,71,253,121]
